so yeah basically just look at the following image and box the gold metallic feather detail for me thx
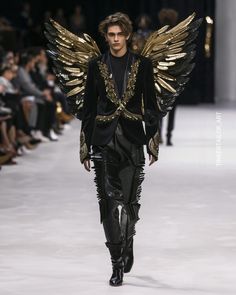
[65,79,83,86]
[157,72,176,81]
[166,53,186,60]
[155,82,162,93]
[158,61,175,67]
[157,25,170,34]
[156,65,168,71]
[67,86,85,97]
[156,77,176,93]
[123,109,143,121]
[69,72,85,78]
[140,12,202,114]
[44,18,101,119]
[64,67,82,73]
[58,57,73,66]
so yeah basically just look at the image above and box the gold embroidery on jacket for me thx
[97,59,141,122]
[80,130,88,163]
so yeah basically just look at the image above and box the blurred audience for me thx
[0,46,73,169]
[0,4,87,52]
[54,8,68,28]
[131,14,153,53]
[0,17,13,31]
[69,5,86,36]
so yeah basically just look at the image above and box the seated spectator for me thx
[0,63,41,155]
[0,84,17,165]
[0,114,15,166]
[13,49,58,141]
[30,47,72,133]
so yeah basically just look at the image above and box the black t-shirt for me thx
[109,51,129,99]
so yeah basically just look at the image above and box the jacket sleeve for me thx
[80,61,97,163]
[143,58,162,161]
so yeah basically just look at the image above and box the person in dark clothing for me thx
[0,64,41,152]
[45,9,201,287]
[80,13,160,286]
[13,49,57,141]
[30,47,71,135]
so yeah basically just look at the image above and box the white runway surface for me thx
[0,104,236,295]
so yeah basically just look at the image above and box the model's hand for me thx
[149,154,157,166]
[83,159,91,172]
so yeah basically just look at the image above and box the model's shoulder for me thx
[131,52,152,65]
[139,55,152,65]
[88,55,103,67]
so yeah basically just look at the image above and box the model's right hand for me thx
[83,159,91,172]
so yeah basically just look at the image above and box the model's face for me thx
[105,25,129,53]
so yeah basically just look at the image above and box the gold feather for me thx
[66,79,84,86]
[156,77,176,93]
[67,86,85,97]
[45,18,101,118]
[158,72,176,81]
[155,82,162,93]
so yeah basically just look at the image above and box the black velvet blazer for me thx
[80,50,161,163]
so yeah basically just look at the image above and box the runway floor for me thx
[0,104,236,295]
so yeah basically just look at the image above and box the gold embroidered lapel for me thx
[96,59,142,122]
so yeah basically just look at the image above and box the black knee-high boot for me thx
[120,164,144,273]
[123,237,134,273]
[105,241,124,286]
[120,206,134,273]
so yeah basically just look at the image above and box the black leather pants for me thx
[91,123,145,245]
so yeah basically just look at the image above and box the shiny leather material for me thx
[123,237,134,273]
[91,123,145,276]
[105,242,124,286]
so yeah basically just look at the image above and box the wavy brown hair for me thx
[98,12,133,40]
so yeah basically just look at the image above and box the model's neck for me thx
[110,46,128,57]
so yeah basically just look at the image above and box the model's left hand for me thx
[149,154,157,166]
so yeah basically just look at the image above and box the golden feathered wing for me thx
[141,12,202,116]
[44,19,101,119]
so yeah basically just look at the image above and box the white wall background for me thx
[215,0,236,102]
